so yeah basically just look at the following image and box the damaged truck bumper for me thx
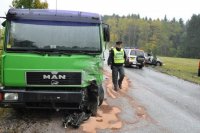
[0,87,85,110]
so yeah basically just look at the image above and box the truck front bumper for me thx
[0,88,84,109]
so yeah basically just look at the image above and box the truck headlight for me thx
[4,93,18,101]
[0,86,4,90]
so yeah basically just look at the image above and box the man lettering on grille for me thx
[107,41,126,91]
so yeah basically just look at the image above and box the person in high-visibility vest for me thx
[107,41,127,91]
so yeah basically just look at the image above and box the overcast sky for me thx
[1,0,200,23]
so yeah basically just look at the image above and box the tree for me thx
[185,14,200,58]
[0,28,5,46]
[0,28,1,44]
[104,14,187,57]
[163,15,168,22]
[12,0,48,9]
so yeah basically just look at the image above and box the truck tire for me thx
[90,101,98,116]
[87,86,98,116]
[98,85,104,106]
[90,85,104,116]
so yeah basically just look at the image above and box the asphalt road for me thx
[120,66,200,133]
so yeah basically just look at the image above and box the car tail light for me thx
[0,93,3,102]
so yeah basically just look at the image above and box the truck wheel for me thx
[87,88,98,116]
[85,95,98,116]
[90,102,98,116]
[90,86,104,116]
[99,85,104,106]
[86,82,104,116]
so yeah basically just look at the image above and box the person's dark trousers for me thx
[112,65,125,90]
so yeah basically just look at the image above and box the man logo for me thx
[51,71,58,74]
[43,74,66,80]
[51,80,59,85]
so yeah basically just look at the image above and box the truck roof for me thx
[6,9,102,24]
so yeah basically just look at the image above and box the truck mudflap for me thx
[0,88,84,109]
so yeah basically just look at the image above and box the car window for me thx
[130,50,144,56]
[135,50,144,56]
[130,50,136,55]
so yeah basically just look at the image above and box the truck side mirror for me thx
[0,17,6,27]
[1,21,6,27]
[103,24,110,42]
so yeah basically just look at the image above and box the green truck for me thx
[0,9,110,115]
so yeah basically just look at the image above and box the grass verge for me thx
[155,56,200,84]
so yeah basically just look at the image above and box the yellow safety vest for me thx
[113,48,125,63]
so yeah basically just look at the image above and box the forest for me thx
[103,14,200,58]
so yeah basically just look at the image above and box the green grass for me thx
[155,57,200,84]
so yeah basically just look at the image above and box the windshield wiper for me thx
[7,48,99,56]
[7,48,72,56]
[76,50,98,55]
[46,49,97,56]
[7,48,47,55]
[46,51,72,56]
[28,50,47,55]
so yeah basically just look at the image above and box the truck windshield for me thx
[6,20,101,53]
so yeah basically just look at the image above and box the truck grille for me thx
[26,72,81,86]
[23,92,82,103]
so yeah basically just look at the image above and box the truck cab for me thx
[0,9,110,115]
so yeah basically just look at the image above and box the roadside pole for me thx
[198,61,200,77]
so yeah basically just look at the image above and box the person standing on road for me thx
[107,41,126,91]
